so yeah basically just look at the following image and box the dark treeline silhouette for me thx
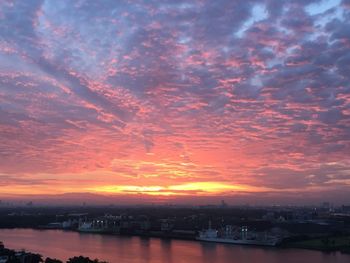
[46,256,107,263]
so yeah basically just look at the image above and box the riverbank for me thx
[3,225,350,254]
[283,236,350,254]
[54,227,350,254]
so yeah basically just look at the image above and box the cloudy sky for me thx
[0,0,349,205]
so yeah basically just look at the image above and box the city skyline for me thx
[0,0,350,205]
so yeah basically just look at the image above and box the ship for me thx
[196,222,281,246]
[78,218,120,234]
[78,222,108,233]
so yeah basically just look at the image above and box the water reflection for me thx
[200,242,218,263]
[160,239,173,263]
[139,237,151,262]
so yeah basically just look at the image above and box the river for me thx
[0,229,349,262]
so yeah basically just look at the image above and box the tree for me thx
[24,253,44,263]
[321,237,330,247]
[45,258,63,263]
[67,256,107,263]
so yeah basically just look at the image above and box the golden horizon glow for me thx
[87,181,259,196]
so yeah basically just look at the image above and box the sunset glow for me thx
[88,182,253,196]
[1,0,350,205]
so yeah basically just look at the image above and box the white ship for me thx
[78,217,121,234]
[78,222,106,233]
[196,223,281,246]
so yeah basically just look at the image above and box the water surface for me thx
[0,229,349,262]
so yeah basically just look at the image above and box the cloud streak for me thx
[0,0,349,204]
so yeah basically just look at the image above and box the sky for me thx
[0,0,350,205]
